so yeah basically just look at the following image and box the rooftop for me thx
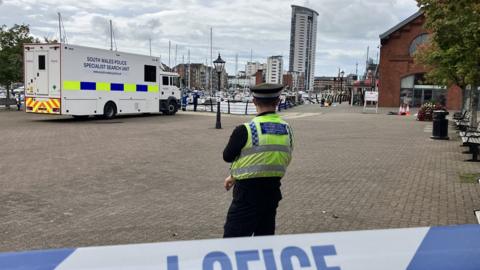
[380,10,424,40]
[291,5,319,16]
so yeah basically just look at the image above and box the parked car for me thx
[13,86,24,94]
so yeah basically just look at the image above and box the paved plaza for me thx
[0,105,479,252]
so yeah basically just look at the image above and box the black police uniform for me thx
[223,84,286,238]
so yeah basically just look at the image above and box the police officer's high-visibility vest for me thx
[231,113,293,180]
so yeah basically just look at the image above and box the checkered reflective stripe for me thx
[287,125,293,148]
[249,121,259,146]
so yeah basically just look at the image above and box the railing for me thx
[185,97,299,115]
[0,98,16,106]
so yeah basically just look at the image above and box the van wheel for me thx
[165,100,177,115]
[103,102,117,119]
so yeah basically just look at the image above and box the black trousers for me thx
[223,179,282,238]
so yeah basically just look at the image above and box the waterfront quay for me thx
[0,104,478,252]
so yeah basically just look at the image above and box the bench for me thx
[459,128,480,161]
[453,110,468,121]
[454,111,472,131]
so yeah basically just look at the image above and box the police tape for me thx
[1,225,479,270]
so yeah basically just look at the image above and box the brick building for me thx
[283,71,303,92]
[255,69,265,85]
[378,11,462,110]
[314,76,335,92]
[174,63,228,90]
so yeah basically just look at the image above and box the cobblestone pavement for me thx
[0,105,479,252]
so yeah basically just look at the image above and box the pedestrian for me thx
[193,90,198,112]
[181,92,188,111]
[222,83,294,238]
[16,94,21,111]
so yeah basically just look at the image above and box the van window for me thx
[144,65,156,82]
[38,55,46,70]
[173,77,179,87]
[162,76,169,85]
[169,77,173,85]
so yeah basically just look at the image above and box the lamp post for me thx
[213,53,225,129]
[339,70,345,104]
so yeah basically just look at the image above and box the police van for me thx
[24,43,180,119]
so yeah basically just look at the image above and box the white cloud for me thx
[1,0,419,76]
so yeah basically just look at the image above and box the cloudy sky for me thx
[1,0,419,76]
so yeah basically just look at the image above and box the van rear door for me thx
[33,50,49,95]
[24,44,61,114]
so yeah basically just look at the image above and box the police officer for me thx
[222,83,294,238]
[193,90,199,112]
[16,93,22,111]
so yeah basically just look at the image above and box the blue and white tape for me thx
[1,225,479,270]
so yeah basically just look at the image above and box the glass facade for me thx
[400,74,447,107]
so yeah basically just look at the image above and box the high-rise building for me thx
[245,62,260,77]
[289,5,318,92]
[266,56,283,84]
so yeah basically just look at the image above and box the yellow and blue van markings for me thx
[63,81,158,93]
[96,82,110,91]
[148,85,158,92]
[63,81,81,91]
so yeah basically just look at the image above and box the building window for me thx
[144,65,156,82]
[409,33,429,56]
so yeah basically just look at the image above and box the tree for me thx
[415,0,480,127]
[0,24,36,109]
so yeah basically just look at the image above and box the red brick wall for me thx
[283,74,293,89]
[447,85,463,110]
[378,15,462,110]
[255,70,264,85]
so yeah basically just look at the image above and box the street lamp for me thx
[213,53,225,129]
[339,70,345,104]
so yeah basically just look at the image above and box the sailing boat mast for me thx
[175,44,178,67]
[149,38,152,56]
[168,40,171,68]
[58,13,62,43]
[110,20,113,51]
[188,49,191,89]
[235,53,238,91]
[57,12,68,43]
[210,27,213,96]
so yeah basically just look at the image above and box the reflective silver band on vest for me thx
[238,145,291,159]
[231,165,286,176]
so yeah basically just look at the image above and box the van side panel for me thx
[60,44,162,116]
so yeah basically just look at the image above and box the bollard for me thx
[245,101,249,115]
[227,100,230,114]
[210,98,213,112]
[215,100,221,129]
